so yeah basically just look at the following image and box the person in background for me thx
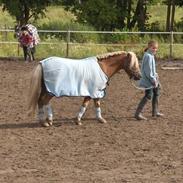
[18,26,35,62]
[135,40,164,120]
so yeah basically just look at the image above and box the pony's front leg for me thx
[76,96,91,125]
[94,99,107,124]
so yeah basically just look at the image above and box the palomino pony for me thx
[28,51,141,127]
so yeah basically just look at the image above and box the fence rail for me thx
[1,29,183,34]
[0,29,183,59]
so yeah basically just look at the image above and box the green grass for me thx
[0,42,182,60]
[35,6,76,28]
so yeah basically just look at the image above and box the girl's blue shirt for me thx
[139,50,158,88]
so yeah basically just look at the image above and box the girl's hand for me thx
[153,80,159,88]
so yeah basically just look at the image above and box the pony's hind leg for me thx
[45,103,53,126]
[94,99,107,124]
[76,96,91,125]
[38,92,53,127]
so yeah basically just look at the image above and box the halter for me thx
[130,79,162,91]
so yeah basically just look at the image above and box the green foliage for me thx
[39,21,99,43]
[0,7,15,28]
[163,0,183,6]
[64,0,119,31]
[0,0,56,25]
[0,4,183,59]
[98,28,140,44]
[35,6,76,26]
[148,5,183,31]
[175,18,183,31]
[62,0,157,31]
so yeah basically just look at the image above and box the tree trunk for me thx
[18,0,30,26]
[24,3,30,25]
[129,0,140,29]
[129,0,147,31]
[137,0,146,31]
[170,0,175,31]
[166,0,171,31]
[117,0,128,29]
[127,0,132,29]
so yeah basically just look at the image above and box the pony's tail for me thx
[28,64,42,117]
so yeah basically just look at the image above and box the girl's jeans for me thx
[23,46,35,61]
[145,84,160,100]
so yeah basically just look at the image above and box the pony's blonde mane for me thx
[127,51,138,68]
[97,51,126,60]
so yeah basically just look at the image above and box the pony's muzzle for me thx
[131,73,141,80]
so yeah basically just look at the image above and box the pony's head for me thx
[123,52,141,80]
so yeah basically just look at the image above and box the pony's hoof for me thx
[48,120,53,126]
[75,117,82,125]
[46,118,53,126]
[40,121,50,127]
[76,121,82,125]
[97,117,107,124]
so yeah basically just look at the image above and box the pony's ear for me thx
[127,52,132,60]
[124,52,131,69]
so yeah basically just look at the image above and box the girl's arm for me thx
[143,54,157,86]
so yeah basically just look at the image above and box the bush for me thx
[38,21,100,43]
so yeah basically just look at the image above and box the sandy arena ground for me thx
[0,59,182,183]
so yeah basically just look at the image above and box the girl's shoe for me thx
[135,113,147,120]
[156,112,164,117]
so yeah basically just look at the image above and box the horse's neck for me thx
[98,54,126,78]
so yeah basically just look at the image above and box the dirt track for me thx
[0,60,183,183]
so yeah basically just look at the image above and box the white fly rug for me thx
[40,56,108,98]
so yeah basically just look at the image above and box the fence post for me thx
[170,31,173,60]
[66,30,70,57]
[17,43,20,56]
[4,24,8,41]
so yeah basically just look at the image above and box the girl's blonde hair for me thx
[144,40,158,52]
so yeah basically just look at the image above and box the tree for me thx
[129,0,148,30]
[115,0,128,29]
[62,0,156,31]
[165,0,183,31]
[63,0,119,31]
[127,0,132,29]
[0,0,57,26]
